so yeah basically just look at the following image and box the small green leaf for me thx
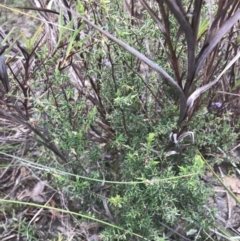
[77,0,85,14]
[198,18,209,40]
[147,133,155,144]
[109,195,124,208]
[55,10,73,50]
[194,155,204,169]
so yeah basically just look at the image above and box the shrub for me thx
[0,0,240,240]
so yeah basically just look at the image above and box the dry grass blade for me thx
[17,6,59,15]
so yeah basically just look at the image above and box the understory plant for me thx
[0,0,240,240]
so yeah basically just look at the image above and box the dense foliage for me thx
[0,0,240,240]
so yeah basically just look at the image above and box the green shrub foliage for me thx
[1,0,240,240]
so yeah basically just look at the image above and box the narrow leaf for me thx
[192,0,203,41]
[0,46,9,92]
[66,24,84,57]
[30,24,43,47]
[195,9,240,76]
[165,1,195,89]
[187,50,240,114]
[56,9,74,50]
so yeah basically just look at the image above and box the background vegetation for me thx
[0,0,240,240]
